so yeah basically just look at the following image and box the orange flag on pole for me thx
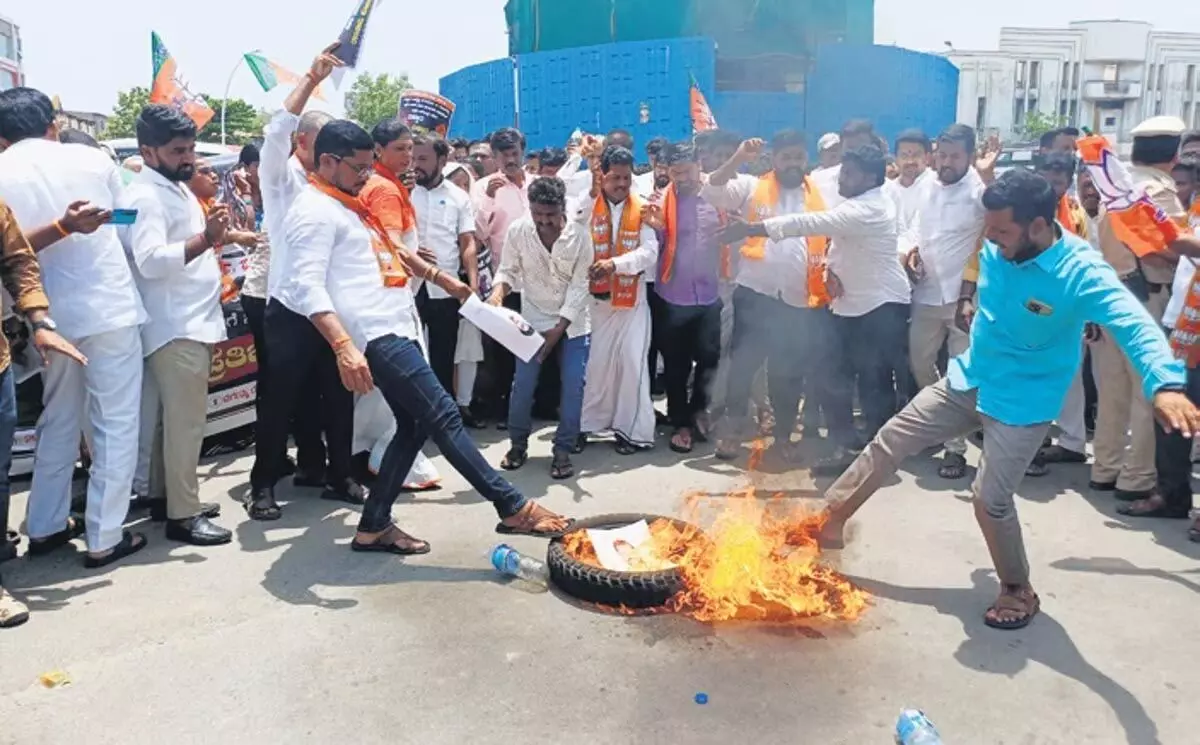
[150,32,214,130]
[689,75,717,135]
[1077,134,1181,257]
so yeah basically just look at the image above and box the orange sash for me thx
[372,163,417,233]
[740,172,831,308]
[308,174,409,288]
[659,184,732,284]
[198,197,239,304]
[1170,263,1200,367]
[1057,194,1086,237]
[590,193,644,309]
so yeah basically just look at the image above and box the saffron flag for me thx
[1077,134,1181,257]
[689,76,717,134]
[243,52,326,101]
[150,32,214,130]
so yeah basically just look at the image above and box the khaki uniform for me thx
[1091,166,1184,492]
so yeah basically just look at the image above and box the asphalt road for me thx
[0,425,1195,745]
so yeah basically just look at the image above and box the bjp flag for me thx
[690,76,717,135]
[1077,134,1181,257]
[150,32,214,130]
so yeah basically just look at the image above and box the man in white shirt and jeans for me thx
[411,134,478,396]
[121,105,231,547]
[721,143,913,468]
[0,87,148,565]
[281,120,572,553]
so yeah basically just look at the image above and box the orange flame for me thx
[563,441,868,623]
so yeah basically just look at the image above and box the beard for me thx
[156,162,195,183]
[654,173,670,189]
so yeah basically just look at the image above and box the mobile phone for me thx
[110,209,138,225]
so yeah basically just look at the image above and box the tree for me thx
[1017,110,1066,143]
[102,86,150,139]
[345,72,411,129]
[198,95,266,145]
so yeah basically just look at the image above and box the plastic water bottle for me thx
[490,544,548,587]
[895,709,942,744]
[568,128,584,148]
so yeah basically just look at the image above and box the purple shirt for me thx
[654,193,724,307]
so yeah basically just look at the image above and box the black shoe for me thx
[165,515,232,546]
[0,530,18,563]
[150,500,220,523]
[293,468,327,489]
[280,455,298,477]
[1088,480,1117,492]
[1114,488,1155,502]
[321,479,368,506]
[459,406,486,430]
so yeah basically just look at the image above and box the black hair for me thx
[0,87,56,144]
[1058,126,1080,137]
[1183,131,1200,151]
[58,127,100,148]
[645,136,669,160]
[771,128,808,153]
[371,118,411,148]
[135,104,197,148]
[540,146,568,170]
[937,123,977,155]
[606,128,634,151]
[662,140,697,165]
[412,134,450,159]
[527,175,567,209]
[1039,130,1059,149]
[1132,134,1183,166]
[467,139,487,150]
[842,144,887,188]
[314,119,374,163]
[982,168,1057,226]
[1172,155,1200,178]
[696,129,740,151]
[1037,150,1076,175]
[490,127,526,153]
[895,128,931,153]
[466,155,487,179]
[238,143,260,166]
[601,145,635,173]
[450,137,470,151]
[525,151,540,162]
[841,119,874,138]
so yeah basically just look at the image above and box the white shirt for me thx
[700,174,814,309]
[906,168,988,307]
[412,179,475,300]
[557,154,596,202]
[883,169,934,238]
[495,217,593,338]
[633,171,659,200]
[574,197,661,289]
[0,138,146,340]
[281,185,418,350]
[259,110,308,303]
[119,168,226,355]
[765,186,911,317]
[810,165,844,208]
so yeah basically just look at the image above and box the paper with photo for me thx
[458,295,544,363]
[586,520,676,572]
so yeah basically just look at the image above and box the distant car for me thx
[995,146,1037,177]
[102,138,237,163]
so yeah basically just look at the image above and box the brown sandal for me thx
[351,524,431,556]
[496,502,574,539]
[984,586,1040,630]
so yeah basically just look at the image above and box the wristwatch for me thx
[30,317,58,333]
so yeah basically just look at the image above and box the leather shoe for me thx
[150,500,220,523]
[165,516,232,546]
[1088,480,1117,492]
[321,478,368,505]
[1114,488,1155,502]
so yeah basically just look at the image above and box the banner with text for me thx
[399,90,456,137]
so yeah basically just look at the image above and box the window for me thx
[1158,64,1166,92]
[1103,64,1118,83]
[1189,65,1197,93]
[1155,99,1163,116]
[1013,97,1025,127]
[1069,99,1078,123]
[976,96,987,131]
[1016,60,1026,86]
[1148,64,1157,91]
[1187,102,1195,125]
[1062,62,1071,90]
[1030,60,1041,89]
[0,69,15,92]
[1072,62,1081,88]
[0,33,12,61]
[1104,115,1118,128]
[1059,98,1069,116]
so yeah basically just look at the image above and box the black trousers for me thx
[249,300,353,491]
[415,286,461,396]
[647,282,662,390]
[1155,362,1200,516]
[478,292,521,420]
[659,298,722,428]
[826,302,911,442]
[724,286,829,441]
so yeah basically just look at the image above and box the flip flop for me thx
[983,589,1040,630]
[495,517,576,539]
[670,428,694,454]
[500,447,528,471]
[351,525,431,556]
[614,439,638,456]
[550,454,574,480]
[84,531,148,570]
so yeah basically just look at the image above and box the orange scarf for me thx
[197,197,239,304]
[590,193,644,309]
[308,174,408,288]
[660,184,732,284]
[1057,194,1087,237]
[373,163,417,233]
[740,172,831,308]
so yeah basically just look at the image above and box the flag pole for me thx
[220,55,247,146]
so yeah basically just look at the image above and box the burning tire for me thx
[546,513,697,610]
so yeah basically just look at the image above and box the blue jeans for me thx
[359,334,526,533]
[508,333,590,453]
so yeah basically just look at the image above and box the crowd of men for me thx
[1,41,1199,631]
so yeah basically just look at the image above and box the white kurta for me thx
[578,198,660,447]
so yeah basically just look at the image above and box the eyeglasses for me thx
[332,155,375,178]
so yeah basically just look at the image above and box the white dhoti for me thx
[581,293,656,447]
[453,320,485,407]
[352,303,441,489]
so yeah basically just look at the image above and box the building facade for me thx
[949,20,1200,152]
[58,110,109,138]
[0,13,22,91]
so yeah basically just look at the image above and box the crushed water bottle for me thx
[490,544,549,587]
[895,709,942,744]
